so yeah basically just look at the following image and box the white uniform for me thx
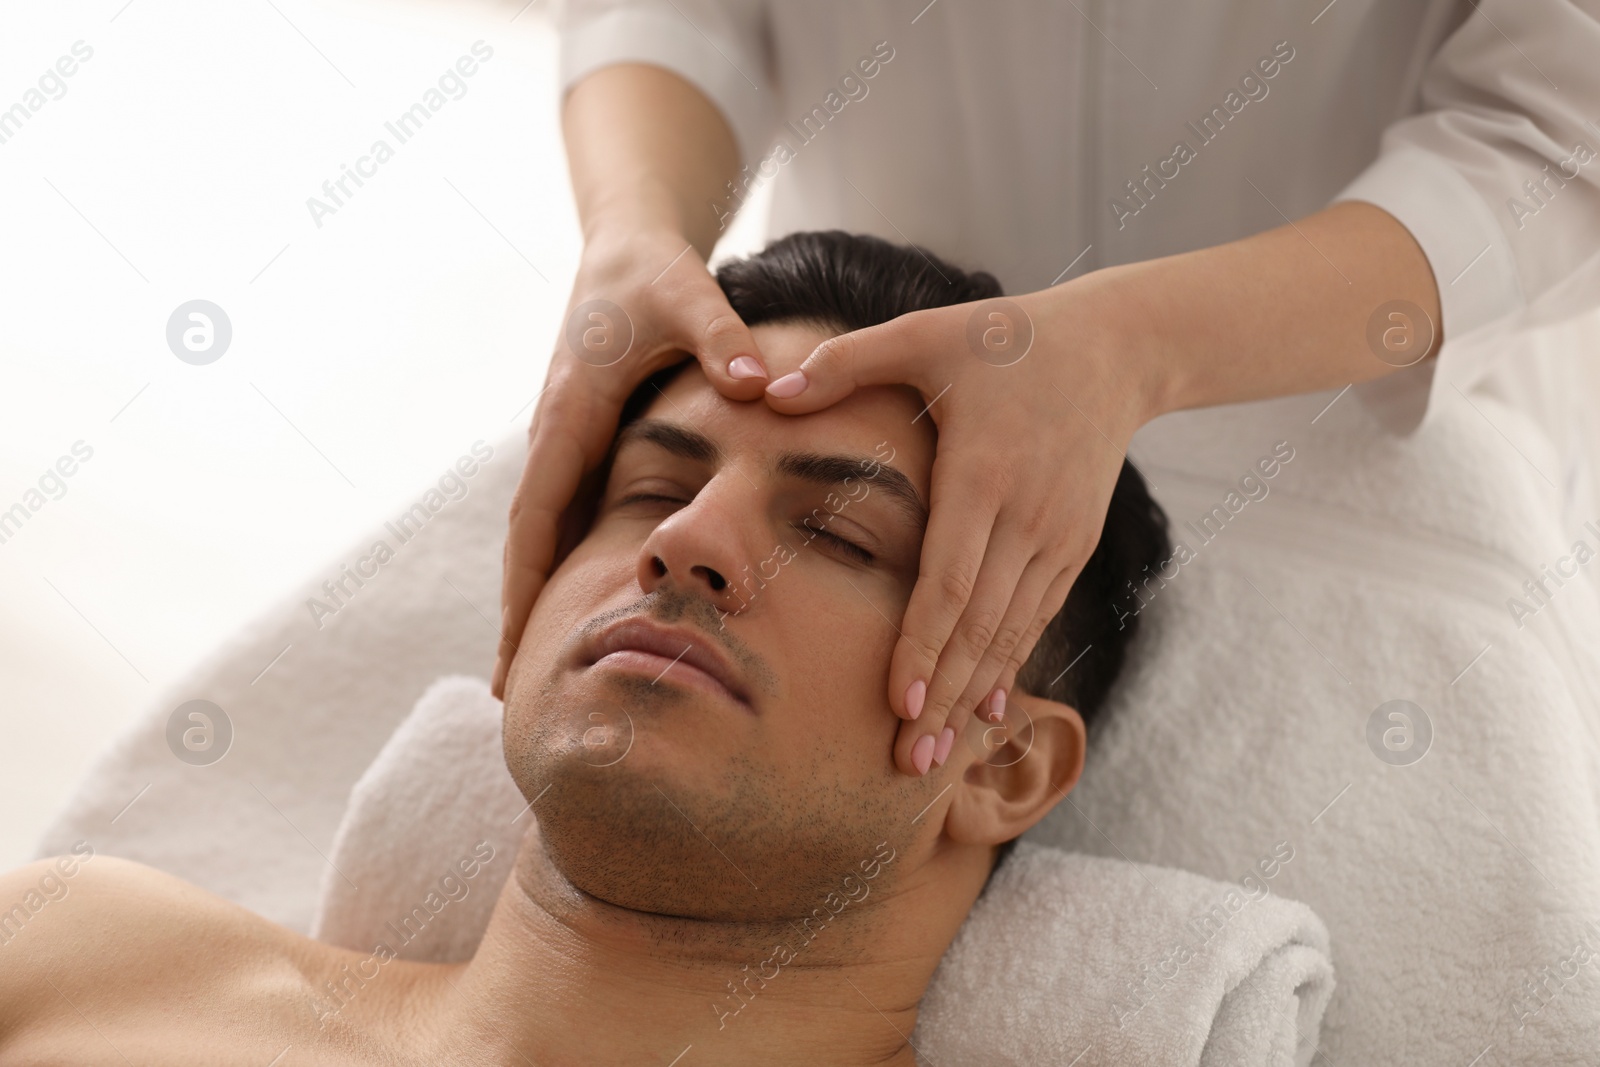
[557,0,1600,440]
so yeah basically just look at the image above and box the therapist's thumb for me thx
[674,288,772,402]
[763,314,932,414]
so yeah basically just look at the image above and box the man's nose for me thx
[636,486,753,611]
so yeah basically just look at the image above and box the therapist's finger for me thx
[646,264,773,401]
[949,552,1075,735]
[886,454,1001,752]
[894,518,1035,776]
[679,304,772,400]
[493,402,590,700]
[762,312,938,411]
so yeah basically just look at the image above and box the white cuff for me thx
[1332,145,1525,435]
[559,7,773,173]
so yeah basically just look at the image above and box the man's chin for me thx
[501,676,764,919]
[502,668,913,923]
[523,754,769,920]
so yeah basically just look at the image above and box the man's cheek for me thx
[545,529,638,599]
[508,552,628,685]
[798,611,902,737]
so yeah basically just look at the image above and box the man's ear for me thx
[941,691,1086,848]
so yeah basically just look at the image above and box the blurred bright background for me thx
[0,0,771,868]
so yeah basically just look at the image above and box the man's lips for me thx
[580,616,754,711]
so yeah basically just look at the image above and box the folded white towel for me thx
[915,840,1333,1067]
[312,673,1334,1066]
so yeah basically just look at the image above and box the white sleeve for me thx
[1332,0,1600,433]
[555,0,774,171]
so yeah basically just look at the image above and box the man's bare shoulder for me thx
[0,850,354,1061]
[0,848,302,968]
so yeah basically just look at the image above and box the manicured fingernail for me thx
[728,355,766,379]
[987,687,1007,723]
[766,371,808,398]
[933,726,955,767]
[904,679,926,720]
[911,734,937,776]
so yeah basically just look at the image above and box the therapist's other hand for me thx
[762,281,1159,776]
[491,227,770,700]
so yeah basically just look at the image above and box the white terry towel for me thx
[312,674,1334,1067]
[916,841,1333,1067]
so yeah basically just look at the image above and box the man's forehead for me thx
[646,357,929,456]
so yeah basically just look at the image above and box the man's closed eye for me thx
[796,515,875,564]
[615,490,876,565]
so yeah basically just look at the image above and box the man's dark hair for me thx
[616,230,1170,875]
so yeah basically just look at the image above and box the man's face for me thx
[503,322,946,921]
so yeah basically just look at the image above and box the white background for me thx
[0,0,770,868]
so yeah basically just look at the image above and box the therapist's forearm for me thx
[1089,200,1443,421]
[563,63,741,259]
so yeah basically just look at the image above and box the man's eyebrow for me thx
[776,451,928,531]
[612,418,721,465]
[612,417,927,530]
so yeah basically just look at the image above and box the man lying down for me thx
[0,232,1170,1065]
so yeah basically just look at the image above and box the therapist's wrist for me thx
[582,180,720,262]
[575,216,715,303]
[1088,261,1190,425]
[1023,266,1173,441]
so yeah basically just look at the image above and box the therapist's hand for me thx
[490,226,770,700]
[762,278,1161,777]
[761,200,1442,777]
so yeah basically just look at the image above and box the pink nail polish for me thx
[911,734,936,776]
[728,355,766,379]
[988,688,1007,723]
[905,679,926,720]
[766,371,808,398]
[933,726,955,767]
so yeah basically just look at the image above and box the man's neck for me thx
[437,825,975,1066]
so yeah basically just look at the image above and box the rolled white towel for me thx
[912,841,1334,1067]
